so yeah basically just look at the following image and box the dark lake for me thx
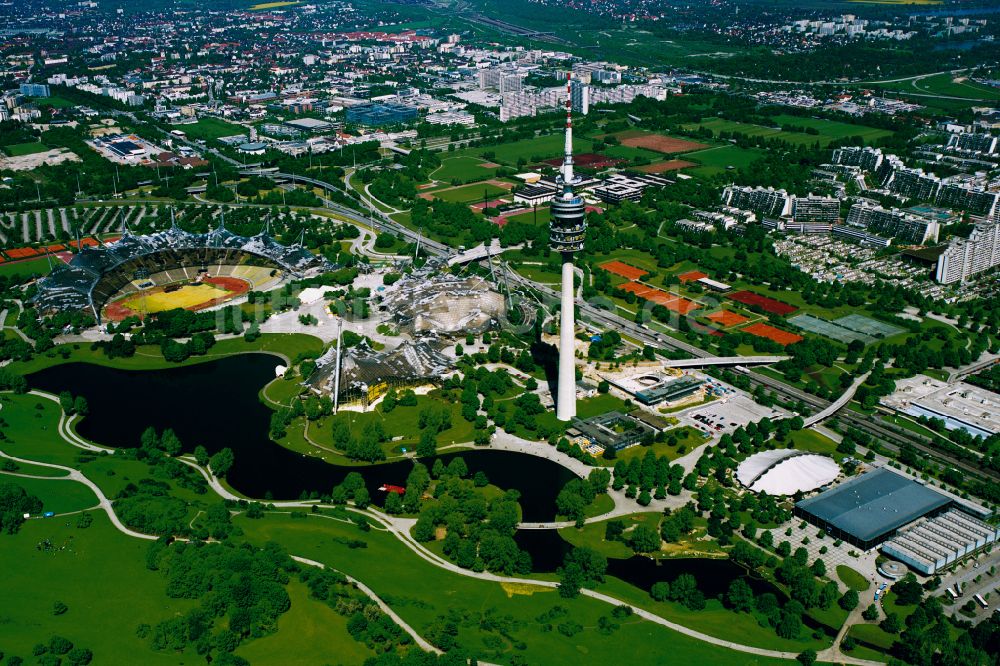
[28,355,574,520]
[516,528,778,598]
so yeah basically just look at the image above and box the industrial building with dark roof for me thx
[794,468,953,549]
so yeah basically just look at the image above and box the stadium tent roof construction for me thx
[795,468,952,549]
[33,224,330,321]
[736,450,840,495]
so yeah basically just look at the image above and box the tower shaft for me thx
[556,256,576,421]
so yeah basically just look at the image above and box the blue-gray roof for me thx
[796,468,951,543]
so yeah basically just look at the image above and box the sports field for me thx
[706,310,749,327]
[600,260,648,280]
[425,182,509,203]
[686,117,891,148]
[683,145,767,177]
[639,159,697,173]
[178,117,246,142]
[464,133,589,165]
[618,133,709,154]
[105,277,249,320]
[429,155,498,182]
[2,142,50,157]
[127,283,228,313]
[742,323,803,346]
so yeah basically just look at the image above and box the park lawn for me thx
[261,375,306,407]
[236,580,376,664]
[606,426,708,467]
[848,623,895,650]
[429,155,499,183]
[431,182,508,204]
[683,145,767,177]
[559,512,661,558]
[179,117,246,142]
[769,114,893,143]
[311,392,476,450]
[600,576,830,653]
[0,475,98,514]
[0,514,196,665]
[577,393,631,419]
[837,565,871,592]
[12,333,324,375]
[514,263,561,284]
[236,511,797,666]
[1,458,69,478]
[0,394,84,467]
[462,133,590,166]
[504,206,551,227]
[0,257,54,279]
[3,141,50,156]
[786,428,841,459]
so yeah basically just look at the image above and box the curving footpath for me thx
[9,392,884,665]
[290,555,443,656]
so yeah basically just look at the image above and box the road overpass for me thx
[663,356,787,368]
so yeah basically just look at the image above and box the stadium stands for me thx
[34,223,329,322]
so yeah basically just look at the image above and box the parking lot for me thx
[678,385,787,438]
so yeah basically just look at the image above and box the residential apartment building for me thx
[936,182,999,218]
[721,186,792,218]
[845,202,940,244]
[792,194,840,223]
[949,132,998,155]
[935,221,1000,284]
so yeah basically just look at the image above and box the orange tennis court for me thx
[707,310,749,327]
[742,323,803,346]
[600,260,648,280]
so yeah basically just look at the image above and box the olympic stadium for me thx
[34,222,330,323]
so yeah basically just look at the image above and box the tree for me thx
[160,428,182,456]
[726,578,754,613]
[354,486,371,510]
[630,525,661,554]
[209,448,235,478]
[796,649,817,666]
[384,491,403,515]
[862,604,879,621]
[880,612,901,634]
[839,588,859,611]
[650,581,670,601]
[52,601,68,616]
[193,445,209,466]
[892,574,923,606]
[0,482,43,534]
[558,547,607,598]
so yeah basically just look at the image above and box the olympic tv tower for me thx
[551,73,586,422]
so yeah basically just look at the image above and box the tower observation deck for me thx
[551,73,586,422]
[549,75,587,255]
